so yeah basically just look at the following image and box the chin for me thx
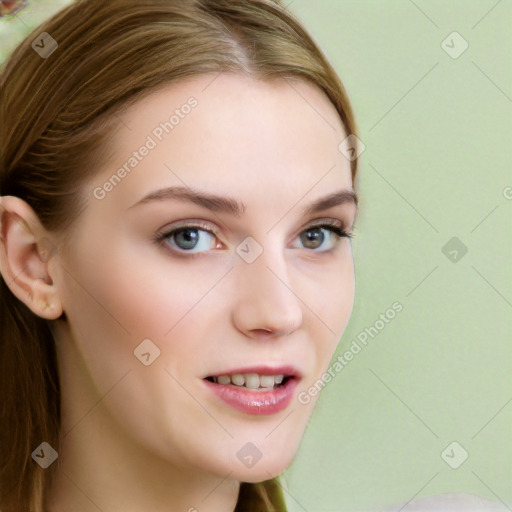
[232,462,290,484]
[227,447,297,483]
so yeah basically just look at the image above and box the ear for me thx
[0,195,63,320]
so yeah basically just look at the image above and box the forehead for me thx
[93,73,352,212]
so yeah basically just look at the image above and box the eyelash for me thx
[152,219,353,258]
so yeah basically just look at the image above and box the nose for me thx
[230,246,303,339]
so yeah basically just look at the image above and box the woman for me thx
[0,0,360,510]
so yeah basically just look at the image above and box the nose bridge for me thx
[231,239,303,336]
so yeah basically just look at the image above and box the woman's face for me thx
[50,73,357,484]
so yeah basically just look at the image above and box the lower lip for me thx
[203,378,298,415]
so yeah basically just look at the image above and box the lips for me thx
[203,365,301,415]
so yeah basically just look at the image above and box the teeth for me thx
[244,373,260,389]
[259,375,275,388]
[211,373,286,389]
[217,375,231,385]
[231,374,245,386]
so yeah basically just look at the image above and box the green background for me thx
[1,1,511,510]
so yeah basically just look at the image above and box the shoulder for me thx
[379,492,509,511]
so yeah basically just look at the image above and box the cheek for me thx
[55,250,222,461]
[303,247,355,375]
[60,236,210,341]
[309,245,355,331]
[54,243,178,400]
[57,239,230,396]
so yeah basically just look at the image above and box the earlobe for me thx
[0,196,63,320]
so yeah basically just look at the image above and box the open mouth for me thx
[202,368,300,414]
[204,373,293,391]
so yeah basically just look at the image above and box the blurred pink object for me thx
[0,0,29,17]
[380,492,510,511]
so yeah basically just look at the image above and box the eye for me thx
[155,221,220,255]
[153,220,352,256]
[291,221,352,252]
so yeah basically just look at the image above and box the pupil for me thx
[176,228,198,249]
[302,228,323,248]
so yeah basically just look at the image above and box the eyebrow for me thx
[128,185,358,216]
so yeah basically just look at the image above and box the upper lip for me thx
[204,365,302,379]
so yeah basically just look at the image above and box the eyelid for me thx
[152,219,223,243]
[301,217,348,230]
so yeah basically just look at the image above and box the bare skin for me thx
[0,73,356,512]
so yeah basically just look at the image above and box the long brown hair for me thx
[0,0,359,510]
